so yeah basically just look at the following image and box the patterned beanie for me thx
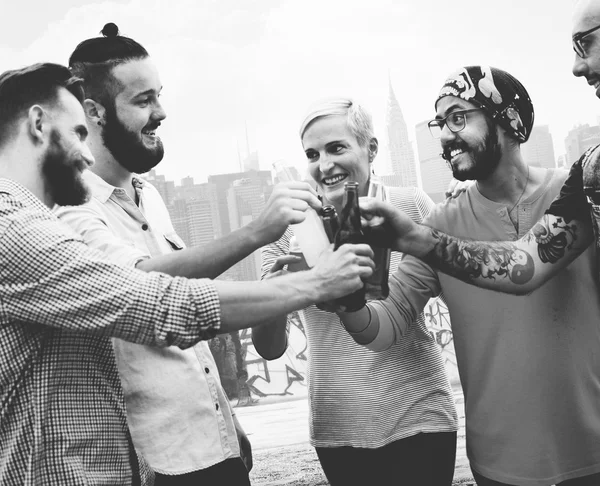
[435,66,534,143]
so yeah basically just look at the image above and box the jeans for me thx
[315,431,457,486]
[472,468,600,486]
[154,457,251,486]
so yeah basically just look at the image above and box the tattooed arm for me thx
[360,202,593,295]
[420,214,592,294]
[360,151,596,295]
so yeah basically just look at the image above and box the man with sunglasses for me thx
[339,65,600,485]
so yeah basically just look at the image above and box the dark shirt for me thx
[545,145,599,225]
[0,179,221,485]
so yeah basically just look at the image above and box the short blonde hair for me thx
[299,97,375,147]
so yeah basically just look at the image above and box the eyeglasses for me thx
[427,108,484,139]
[573,23,600,58]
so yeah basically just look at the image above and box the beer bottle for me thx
[320,205,339,244]
[365,178,390,300]
[334,182,366,311]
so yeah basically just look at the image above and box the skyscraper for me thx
[564,124,600,167]
[225,178,272,281]
[415,119,451,203]
[386,76,418,188]
[521,125,556,169]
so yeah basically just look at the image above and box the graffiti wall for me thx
[211,297,460,406]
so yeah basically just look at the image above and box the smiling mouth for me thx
[450,148,465,160]
[142,128,157,137]
[321,174,348,186]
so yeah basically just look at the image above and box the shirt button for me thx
[141,223,149,231]
[205,367,210,373]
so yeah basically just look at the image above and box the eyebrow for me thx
[436,102,466,119]
[132,87,163,99]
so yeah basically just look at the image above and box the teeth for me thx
[323,174,346,185]
[450,148,464,158]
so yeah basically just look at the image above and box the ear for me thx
[368,137,379,162]
[83,98,106,126]
[27,105,46,145]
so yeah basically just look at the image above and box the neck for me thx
[0,143,56,207]
[476,150,530,205]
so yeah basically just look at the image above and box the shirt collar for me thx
[83,171,146,203]
[0,178,53,215]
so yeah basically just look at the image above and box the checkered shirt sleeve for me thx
[0,180,221,485]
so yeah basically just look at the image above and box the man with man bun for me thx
[56,23,342,486]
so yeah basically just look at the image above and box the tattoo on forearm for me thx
[527,217,578,264]
[423,215,579,286]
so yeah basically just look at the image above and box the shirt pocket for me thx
[164,232,186,251]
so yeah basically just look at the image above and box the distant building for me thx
[521,125,556,169]
[224,178,272,281]
[557,154,568,169]
[415,120,451,204]
[146,168,274,281]
[378,174,405,188]
[208,170,272,236]
[565,124,600,167]
[386,77,418,188]
[146,169,176,205]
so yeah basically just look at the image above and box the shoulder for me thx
[386,186,430,207]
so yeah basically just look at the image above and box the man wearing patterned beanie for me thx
[339,65,600,484]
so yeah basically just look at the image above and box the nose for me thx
[152,100,167,122]
[572,52,587,78]
[319,155,334,174]
[439,123,456,146]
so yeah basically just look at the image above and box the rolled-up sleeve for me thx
[0,208,220,348]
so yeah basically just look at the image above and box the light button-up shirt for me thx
[57,171,239,475]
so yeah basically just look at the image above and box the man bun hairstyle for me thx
[69,23,149,106]
[0,63,83,148]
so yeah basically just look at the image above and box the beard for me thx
[42,129,90,206]
[102,104,164,174]
[442,120,502,182]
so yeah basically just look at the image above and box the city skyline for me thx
[4,0,598,184]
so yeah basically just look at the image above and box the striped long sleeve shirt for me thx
[260,186,457,448]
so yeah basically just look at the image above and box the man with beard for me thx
[0,61,374,486]
[56,23,321,486]
[339,65,600,485]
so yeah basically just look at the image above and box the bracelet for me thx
[346,305,373,339]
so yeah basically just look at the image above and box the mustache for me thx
[441,141,468,161]
[144,121,162,131]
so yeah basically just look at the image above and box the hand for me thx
[358,197,433,257]
[233,415,253,472]
[445,178,472,199]
[310,244,374,302]
[265,254,304,279]
[251,182,322,245]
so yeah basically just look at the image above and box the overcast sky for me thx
[2,0,596,184]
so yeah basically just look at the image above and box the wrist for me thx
[402,224,437,258]
[242,220,269,248]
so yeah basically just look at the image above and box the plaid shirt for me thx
[0,179,221,485]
